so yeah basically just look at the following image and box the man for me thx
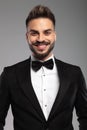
[0,5,87,130]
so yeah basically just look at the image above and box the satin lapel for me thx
[48,58,70,120]
[16,58,45,121]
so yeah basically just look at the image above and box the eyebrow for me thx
[29,30,38,33]
[44,29,54,32]
[29,29,54,33]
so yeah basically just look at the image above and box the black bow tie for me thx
[32,59,54,71]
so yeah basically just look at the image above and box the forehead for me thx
[28,18,54,31]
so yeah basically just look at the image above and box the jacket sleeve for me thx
[0,68,10,130]
[75,68,87,130]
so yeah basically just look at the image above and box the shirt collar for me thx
[30,54,57,75]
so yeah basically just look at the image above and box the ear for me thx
[26,32,28,41]
[54,31,57,41]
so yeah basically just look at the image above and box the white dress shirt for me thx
[30,55,59,120]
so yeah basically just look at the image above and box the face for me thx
[26,18,56,61]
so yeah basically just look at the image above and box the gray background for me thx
[0,0,87,130]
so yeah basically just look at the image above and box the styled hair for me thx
[26,5,55,27]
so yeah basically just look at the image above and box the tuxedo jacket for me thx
[0,57,87,130]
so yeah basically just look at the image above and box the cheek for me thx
[49,35,56,43]
[28,36,37,44]
[26,36,35,44]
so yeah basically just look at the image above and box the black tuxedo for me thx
[0,57,87,130]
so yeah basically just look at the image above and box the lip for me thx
[36,44,47,51]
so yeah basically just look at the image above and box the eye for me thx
[44,31,52,36]
[29,31,38,36]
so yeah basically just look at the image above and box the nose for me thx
[37,33,45,42]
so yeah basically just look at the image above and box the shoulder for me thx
[55,58,82,76]
[2,58,31,75]
[55,58,80,69]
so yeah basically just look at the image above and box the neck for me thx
[31,53,54,61]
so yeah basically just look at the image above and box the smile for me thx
[35,44,48,51]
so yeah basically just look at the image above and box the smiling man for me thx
[0,5,87,130]
[26,12,56,61]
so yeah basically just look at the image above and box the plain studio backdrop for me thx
[0,0,87,130]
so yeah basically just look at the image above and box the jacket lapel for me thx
[48,58,70,120]
[16,58,46,121]
[16,57,70,121]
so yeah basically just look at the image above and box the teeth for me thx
[37,44,47,50]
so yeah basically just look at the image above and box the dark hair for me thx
[26,5,55,27]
